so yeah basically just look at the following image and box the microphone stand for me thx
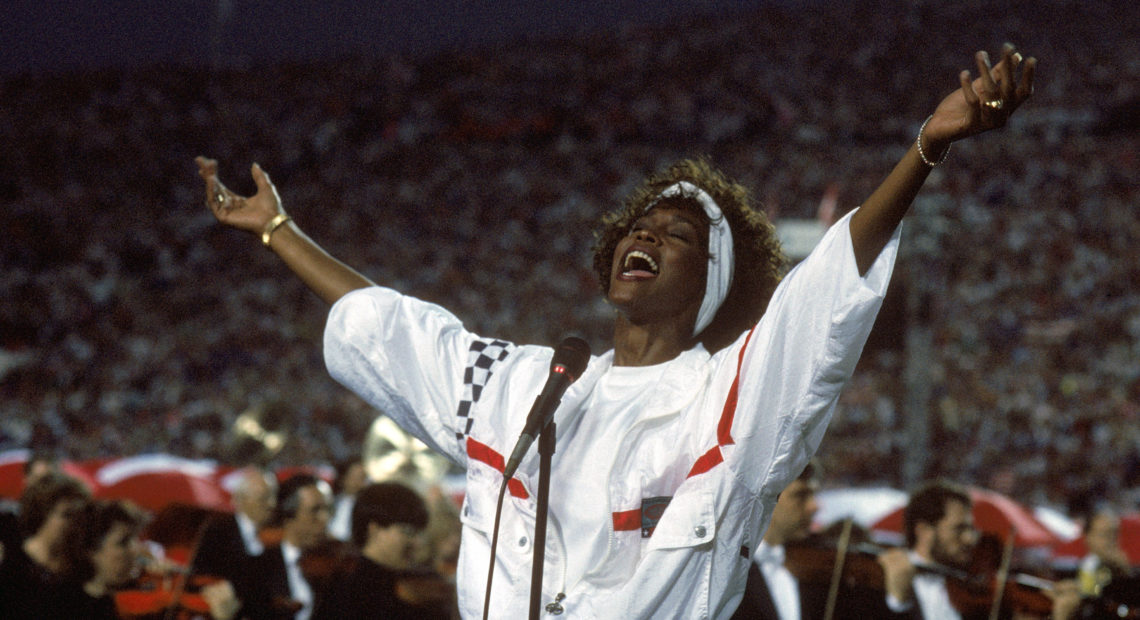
[528,419,556,620]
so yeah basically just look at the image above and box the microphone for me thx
[502,336,591,479]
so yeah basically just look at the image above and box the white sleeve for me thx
[322,287,483,465]
[724,207,901,493]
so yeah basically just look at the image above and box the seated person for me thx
[57,499,242,620]
[1076,504,1134,597]
[732,460,912,620]
[56,499,149,619]
[878,480,1080,620]
[193,465,277,588]
[0,471,91,619]
[314,481,454,619]
[242,473,333,620]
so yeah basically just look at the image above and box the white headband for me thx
[651,181,734,337]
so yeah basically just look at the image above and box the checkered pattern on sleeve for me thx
[455,338,514,441]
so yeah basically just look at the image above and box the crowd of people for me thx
[0,457,462,618]
[732,462,1140,620]
[1,0,1138,529]
[5,459,1132,618]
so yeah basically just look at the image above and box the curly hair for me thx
[61,499,147,584]
[591,158,786,352]
[902,480,972,549]
[18,471,91,538]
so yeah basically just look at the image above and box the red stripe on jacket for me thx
[687,326,755,478]
[466,437,530,499]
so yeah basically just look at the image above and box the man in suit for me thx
[732,461,915,620]
[192,465,277,588]
[880,480,1081,620]
[732,460,823,620]
[192,466,277,587]
[241,473,333,620]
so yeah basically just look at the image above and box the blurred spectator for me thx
[1076,505,1135,597]
[0,452,61,516]
[0,0,1137,519]
[23,452,61,489]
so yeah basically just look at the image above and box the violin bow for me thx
[163,514,216,620]
[987,527,1017,620]
[823,517,855,620]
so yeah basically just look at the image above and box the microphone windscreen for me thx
[550,336,591,381]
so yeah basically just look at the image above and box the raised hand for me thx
[194,156,374,302]
[195,156,285,237]
[921,43,1037,153]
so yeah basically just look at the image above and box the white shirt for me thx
[324,209,899,619]
[754,541,800,620]
[550,362,667,588]
[910,552,961,620]
[282,541,314,620]
[328,494,355,541]
[235,511,264,556]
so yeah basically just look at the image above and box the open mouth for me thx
[621,250,659,278]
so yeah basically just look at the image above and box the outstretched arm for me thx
[195,156,375,305]
[849,43,1037,274]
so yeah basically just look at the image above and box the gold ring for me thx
[215,192,226,204]
[984,99,1004,110]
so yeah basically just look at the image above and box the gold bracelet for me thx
[261,214,292,247]
[916,115,951,167]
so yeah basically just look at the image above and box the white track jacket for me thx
[323,209,899,619]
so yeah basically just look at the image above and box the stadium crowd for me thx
[1,0,1138,525]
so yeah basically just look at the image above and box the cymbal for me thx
[229,405,287,463]
[362,415,450,489]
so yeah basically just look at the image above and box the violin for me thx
[298,537,456,609]
[298,538,359,588]
[113,567,225,619]
[258,525,284,547]
[393,568,456,608]
[783,521,1057,619]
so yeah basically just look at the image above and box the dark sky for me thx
[2,0,772,76]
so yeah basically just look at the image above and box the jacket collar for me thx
[555,344,711,427]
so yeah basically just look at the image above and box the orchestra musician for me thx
[55,499,150,619]
[1076,504,1134,597]
[327,457,368,542]
[878,480,1081,620]
[731,460,914,620]
[192,465,278,591]
[239,473,334,620]
[0,471,91,619]
[313,481,455,619]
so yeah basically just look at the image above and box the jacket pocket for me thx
[644,486,716,551]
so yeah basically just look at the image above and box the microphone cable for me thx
[482,477,510,620]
